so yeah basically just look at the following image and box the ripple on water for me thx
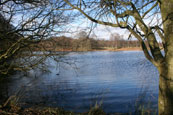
[0,51,159,113]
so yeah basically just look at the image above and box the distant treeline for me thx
[31,36,142,51]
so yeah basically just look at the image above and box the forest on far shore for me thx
[32,32,142,52]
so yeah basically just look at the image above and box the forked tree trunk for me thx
[159,0,173,114]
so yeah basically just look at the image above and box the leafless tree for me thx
[110,33,123,49]
[76,30,88,39]
[0,0,71,75]
[63,0,173,114]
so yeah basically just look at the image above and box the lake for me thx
[0,51,159,113]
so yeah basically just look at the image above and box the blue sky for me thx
[62,0,162,41]
[64,15,161,41]
[7,0,162,41]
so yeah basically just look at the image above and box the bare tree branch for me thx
[64,0,119,27]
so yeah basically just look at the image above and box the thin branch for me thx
[151,26,165,43]
[64,0,119,27]
[142,1,158,18]
[128,26,158,66]
[54,8,75,10]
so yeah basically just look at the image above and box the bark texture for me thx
[159,0,173,114]
[158,64,173,115]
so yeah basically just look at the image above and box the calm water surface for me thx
[0,51,159,113]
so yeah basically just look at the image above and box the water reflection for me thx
[0,51,159,113]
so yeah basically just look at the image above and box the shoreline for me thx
[24,47,142,57]
[34,47,142,52]
[91,47,142,52]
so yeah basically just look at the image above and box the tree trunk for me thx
[158,64,173,114]
[159,0,173,114]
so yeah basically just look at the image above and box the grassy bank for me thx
[0,105,156,115]
[0,95,156,115]
[0,105,108,115]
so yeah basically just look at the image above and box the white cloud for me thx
[92,25,130,40]
[64,18,130,40]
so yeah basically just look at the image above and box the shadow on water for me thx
[0,51,159,114]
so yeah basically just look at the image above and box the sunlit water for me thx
[0,51,159,113]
